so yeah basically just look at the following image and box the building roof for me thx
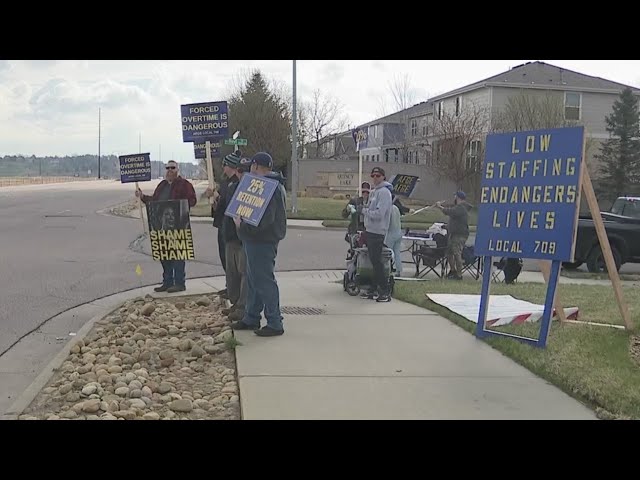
[429,61,640,101]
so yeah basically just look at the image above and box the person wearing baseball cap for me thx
[435,190,470,280]
[231,152,288,337]
[204,150,243,297]
[341,181,371,238]
[361,166,393,302]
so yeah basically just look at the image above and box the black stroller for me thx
[343,232,396,296]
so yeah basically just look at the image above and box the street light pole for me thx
[291,60,298,213]
[98,108,101,179]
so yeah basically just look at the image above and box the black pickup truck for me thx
[563,197,640,273]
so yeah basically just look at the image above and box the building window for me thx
[455,96,462,116]
[466,140,481,171]
[408,151,414,164]
[564,92,581,121]
[411,119,418,137]
[422,122,428,137]
[365,155,369,162]
[437,101,444,119]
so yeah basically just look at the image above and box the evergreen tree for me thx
[596,87,640,200]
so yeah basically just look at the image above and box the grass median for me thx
[393,279,640,419]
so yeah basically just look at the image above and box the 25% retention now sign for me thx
[224,173,279,226]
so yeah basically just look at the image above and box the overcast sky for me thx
[2,60,640,163]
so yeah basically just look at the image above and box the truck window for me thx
[611,198,625,215]
[624,201,640,218]
[611,198,640,218]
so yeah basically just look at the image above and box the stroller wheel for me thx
[346,282,360,296]
[343,272,349,291]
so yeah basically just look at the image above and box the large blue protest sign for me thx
[119,153,152,183]
[391,174,419,197]
[181,101,229,142]
[193,140,221,159]
[474,126,585,349]
[224,173,279,227]
[474,126,584,262]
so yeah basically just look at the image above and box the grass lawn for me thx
[393,279,640,419]
[191,195,478,228]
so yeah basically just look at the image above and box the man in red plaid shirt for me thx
[136,160,197,293]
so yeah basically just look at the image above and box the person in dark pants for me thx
[205,151,243,297]
[435,191,471,280]
[221,155,248,323]
[361,166,393,302]
[231,152,287,337]
[136,160,197,293]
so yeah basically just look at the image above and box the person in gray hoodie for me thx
[361,166,393,302]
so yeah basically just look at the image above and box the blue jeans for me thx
[161,260,185,287]
[242,241,283,331]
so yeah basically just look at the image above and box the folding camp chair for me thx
[460,245,483,280]
[412,233,448,278]
[491,257,523,284]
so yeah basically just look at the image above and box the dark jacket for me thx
[342,197,366,234]
[141,176,197,208]
[442,202,471,237]
[212,176,231,229]
[237,172,287,244]
[394,198,410,215]
[222,176,241,243]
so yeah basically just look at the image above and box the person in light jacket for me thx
[361,166,393,302]
[385,189,403,278]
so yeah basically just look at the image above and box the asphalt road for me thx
[0,180,347,357]
[1,179,636,360]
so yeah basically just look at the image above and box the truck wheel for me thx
[586,246,621,273]
[561,261,583,270]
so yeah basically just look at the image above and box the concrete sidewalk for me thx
[3,270,598,420]
[208,271,596,420]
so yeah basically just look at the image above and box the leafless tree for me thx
[492,91,577,132]
[307,89,348,158]
[429,104,490,200]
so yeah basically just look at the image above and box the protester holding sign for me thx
[136,160,197,292]
[362,166,393,302]
[205,151,243,297]
[231,152,287,337]
[220,154,247,323]
[435,191,470,280]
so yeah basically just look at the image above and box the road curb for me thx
[1,285,226,420]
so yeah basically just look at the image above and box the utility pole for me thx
[98,108,101,179]
[291,60,298,213]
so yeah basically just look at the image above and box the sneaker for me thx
[154,284,171,292]
[166,285,186,293]
[228,309,245,322]
[360,291,378,300]
[230,321,260,331]
[376,294,391,303]
[254,326,284,337]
